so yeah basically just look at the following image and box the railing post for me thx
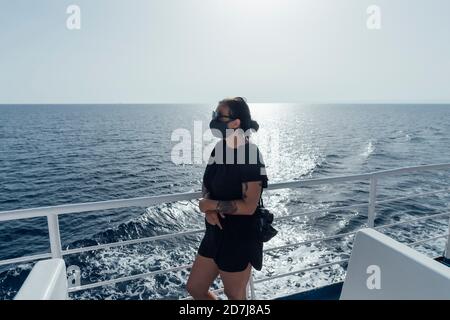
[445,217,450,260]
[368,176,377,228]
[47,214,62,259]
[247,270,256,300]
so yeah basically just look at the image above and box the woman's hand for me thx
[202,182,263,217]
[205,210,223,229]
[199,199,217,213]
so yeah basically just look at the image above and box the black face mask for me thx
[209,119,235,139]
[209,110,238,139]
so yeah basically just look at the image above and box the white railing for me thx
[1,163,450,299]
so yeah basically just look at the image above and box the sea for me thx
[0,103,449,300]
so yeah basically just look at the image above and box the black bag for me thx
[255,190,278,243]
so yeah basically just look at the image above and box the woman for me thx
[186,97,268,300]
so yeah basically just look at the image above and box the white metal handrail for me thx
[63,228,206,256]
[375,187,450,205]
[68,263,192,293]
[1,163,450,299]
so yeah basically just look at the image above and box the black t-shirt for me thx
[199,140,268,272]
[203,140,268,202]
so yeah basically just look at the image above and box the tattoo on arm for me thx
[242,181,262,200]
[216,201,238,215]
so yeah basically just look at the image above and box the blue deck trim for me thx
[276,282,343,300]
[436,256,450,267]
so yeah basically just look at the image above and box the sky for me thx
[0,0,449,104]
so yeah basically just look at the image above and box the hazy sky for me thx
[0,0,449,104]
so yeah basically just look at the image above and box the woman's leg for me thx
[186,255,219,300]
[219,263,252,300]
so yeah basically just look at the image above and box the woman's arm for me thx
[199,181,262,216]
[200,182,223,229]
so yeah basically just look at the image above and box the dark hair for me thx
[218,97,259,132]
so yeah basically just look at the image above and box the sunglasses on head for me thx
[211,110,236,121]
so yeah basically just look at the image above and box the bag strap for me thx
[258,184,264,208]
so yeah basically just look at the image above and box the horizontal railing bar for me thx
[69,258,350,295]
[66,227,356,258]
[264,231,358,253]
[267,174,372,190]
[265,212,450,253]
[3,204,368,261]
[65,205,369,256]
[67,207,443,262]
[374,211,450,230]
[2,163,449,222]
[62,228,205,256]
[267,163,450,190]
[0,252,52,267]
[253,259,349,284]
[376,188,450,205]
[409,233,450,246]
[0,192,202,222]
[274,203,369,222]
[371,163,450,177]
[0,210,367,263]
[61,207,365,257]
[68,263,192,293]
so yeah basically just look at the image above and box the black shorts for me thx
[198,216,263,272]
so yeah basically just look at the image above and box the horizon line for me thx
[1,101,450,106]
